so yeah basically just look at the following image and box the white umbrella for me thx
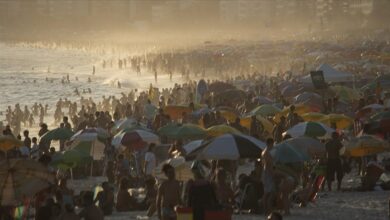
[183,140,204,155]
[194,134,266,160]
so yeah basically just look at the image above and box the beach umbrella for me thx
[164,105,193,120]
[40,127,74,143]
[274,104,318,123]
[183,140,204,155]
[218,109,239,123]
[240,115,274,134]
[112,129,160,151]
[301,112,326,122]
[154,156,194,182]
[0,159,55,205]
[283,122,335,139]
[192,134,266,160]
[370,111,390,122]
[68,140,105,160]
[208,81,236,94]
[344,135,390,157]
[0,136,24,151]
[51,149,92,169]
[158,123,206,139]
[208,81,236,93]
[214,89,246,103]
[191,107,211,119]
[356,104,385,119]
[70,127,109,141]
[294,92,321,104]
[330,85,361,102]
[271,143,311,163]
[252,96,274,105]
[206,125,242,137]
[111,118,138,133]
[249,104,281,117]
[283,137,326,158]
[320,114,353,129]
[281,85,303,98]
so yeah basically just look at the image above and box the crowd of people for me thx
[1,39,390,220]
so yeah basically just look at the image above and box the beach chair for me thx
[309,175,325,203]
[361,162,384,190]
[238,183,250,213]
[176,207,193,220]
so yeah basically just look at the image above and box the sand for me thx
[102,190,388,220]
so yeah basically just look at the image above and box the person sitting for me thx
[116,177,137,212]
[236,174,260,213]
[94,182,114,216]
[214,168,234,210]
[143,177,157,217]
[78,192,104,220]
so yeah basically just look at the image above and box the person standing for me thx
[157,164,181,220]
[23,130,31,149]
[78,192,104,220]
[325,132,344,191]
[63,116,72,131]
[185,161,218,220]
[273,116,286,143]
[262,138,276,216]
[144,144,157,177]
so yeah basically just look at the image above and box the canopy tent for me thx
[299,63,354,83]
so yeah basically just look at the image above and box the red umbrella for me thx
[112,130,160,151]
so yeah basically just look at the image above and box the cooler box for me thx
[176,207,193,220]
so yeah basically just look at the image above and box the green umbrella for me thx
[284,122,334,139]
[158,123,206,139]
[248,104,281,117]
[271,142,311,163]
[69,140,106,160]
[370,111,390,122]
[40,128,74,142]
[51,149,91,169]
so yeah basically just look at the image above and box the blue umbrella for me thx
[271,142,311,163]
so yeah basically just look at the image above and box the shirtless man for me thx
[157,164,181,220]
[261,138,275,215]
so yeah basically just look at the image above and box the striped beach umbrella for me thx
[112,129,159,151]
[283,122,335,139]
[191,134,266,160]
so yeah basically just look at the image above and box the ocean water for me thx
[0,42,190,121]
[0,42,198,142]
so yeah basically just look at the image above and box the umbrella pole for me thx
[90,141,95,177]
[90,161,93,177]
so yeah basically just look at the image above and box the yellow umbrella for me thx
[206,125,242,137]
[320,114,353,129]
[240,116,274,135]
[274,104,315,123]
[0,136,24,151]
[301,112,326,122]
[344,135,389,157]
[219,110,238,123]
